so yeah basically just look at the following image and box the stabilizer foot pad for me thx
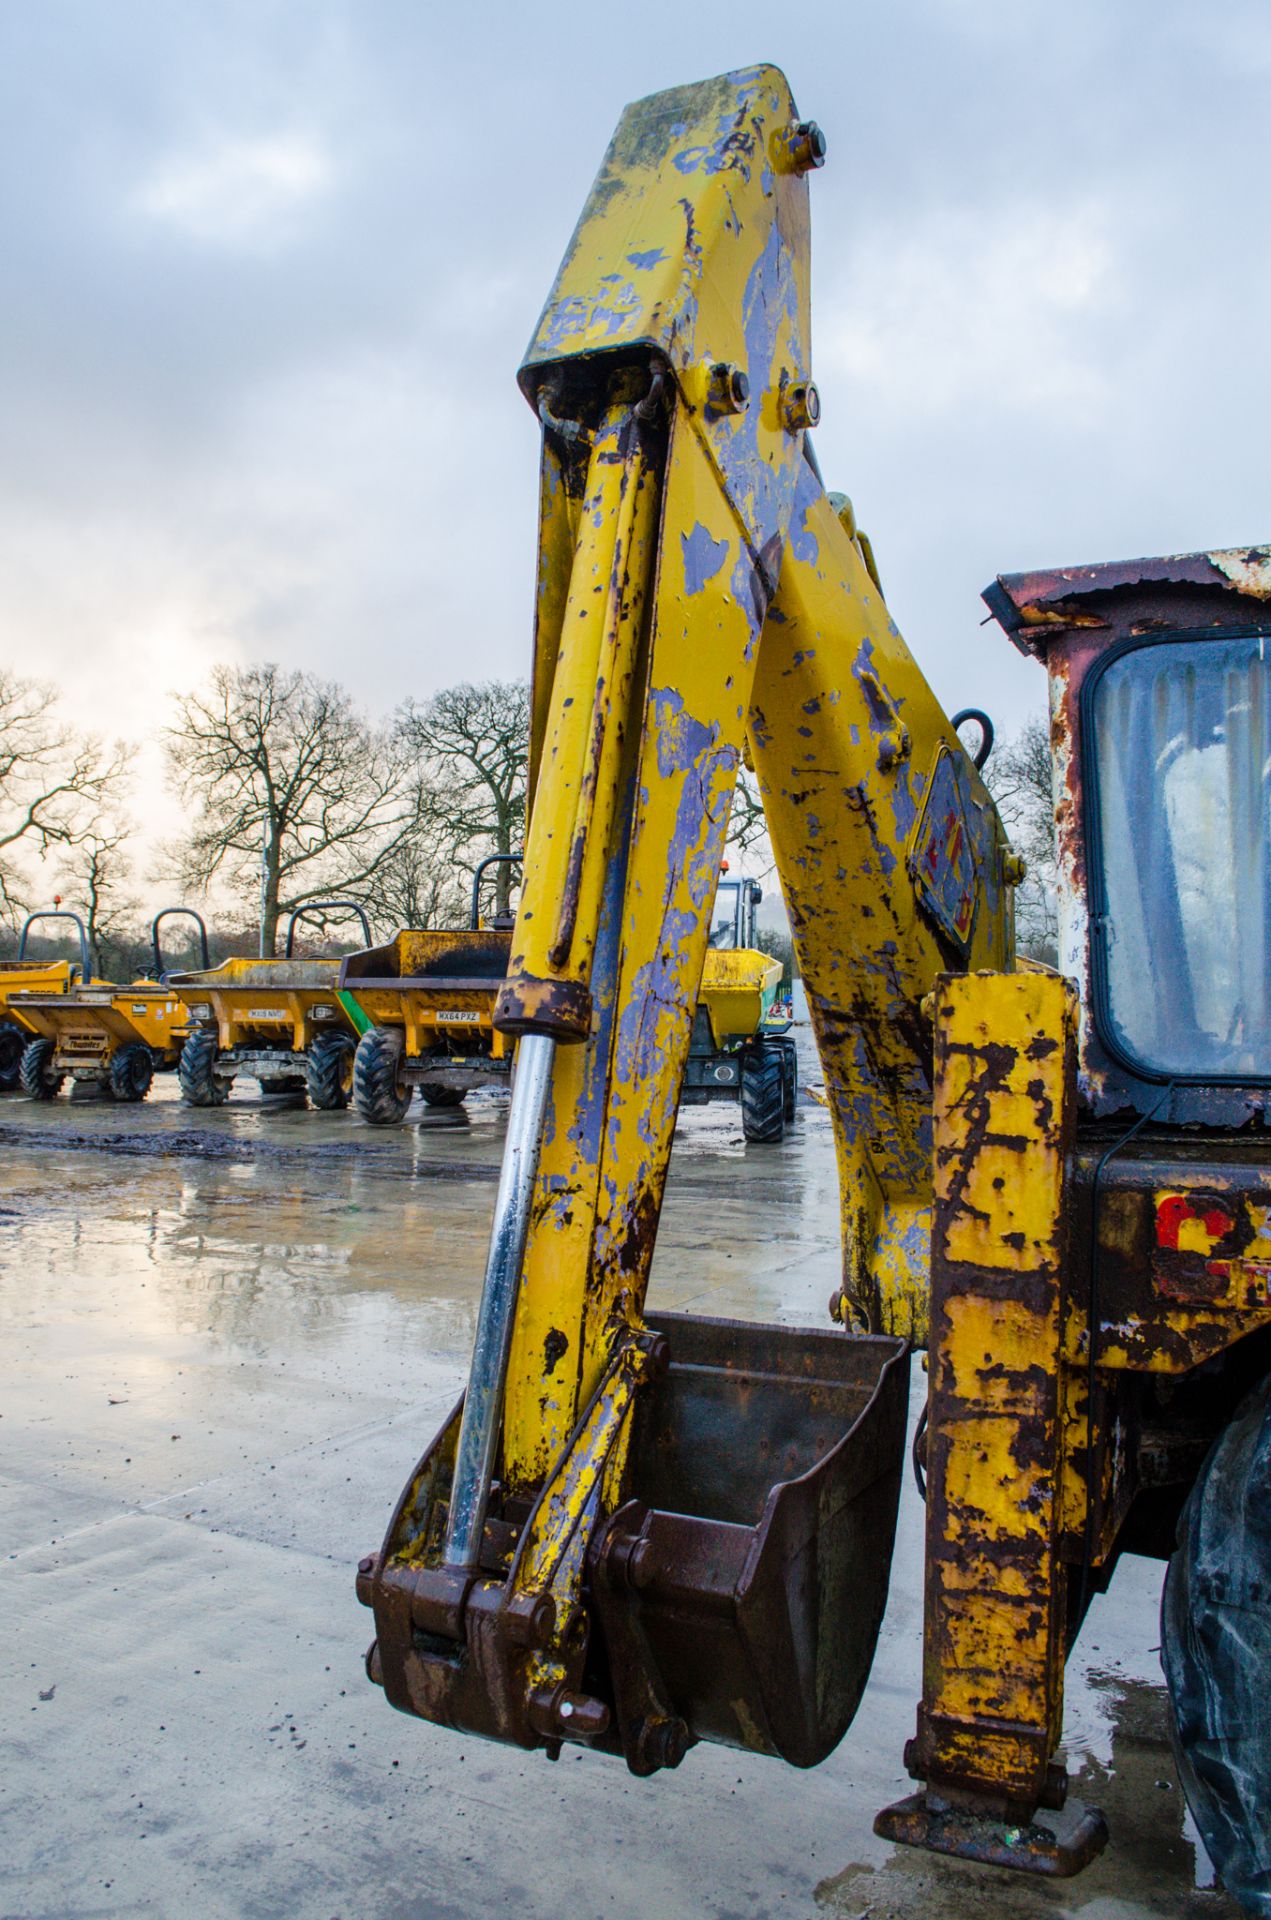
[874,1792,1109,1878]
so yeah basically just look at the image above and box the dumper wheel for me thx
[0,1019,26,1092]
[420,1082,464,1109]
[1162,1368,1271,1916]
[178,1028,228,1107]
[353,1027,411,1125]
[775,1036,799,1122]
[109,1043,154,1103]
[740,1042,785,1144]
[307,1030,356,1111]
[20,1037,62,1101]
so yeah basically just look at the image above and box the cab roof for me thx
[982,545,1271,658]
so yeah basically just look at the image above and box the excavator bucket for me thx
[360,1312,908,1774]
[590,1314,910,1769]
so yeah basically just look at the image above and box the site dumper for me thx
[0,910,95,1091]
[172,900,372,1109]
[686,873,795,1140]
[12,909,209,1102]
[356,68,1271,1917]
[340,854,521,1125]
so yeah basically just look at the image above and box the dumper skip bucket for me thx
[588,1311,909,1771]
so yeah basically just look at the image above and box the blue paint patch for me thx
[538,278,643,352]
[730,546,770,660]
[788,466,820,567]
[650,687,717,780]
[681,522,730,596]
[627,249,666,271]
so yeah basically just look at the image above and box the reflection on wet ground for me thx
[0,1072,1241,1919]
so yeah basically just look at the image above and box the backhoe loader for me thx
[357,66,1271,1915]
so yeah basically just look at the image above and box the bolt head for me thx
[789,120,827,174]
[708,362,750,416]
[783,382,821,434]
[627,1536,655,1590]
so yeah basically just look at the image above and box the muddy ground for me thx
[1,1076,1239,1920]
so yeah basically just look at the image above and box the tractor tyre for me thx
[1162,1369,1271,1916]
[20,1037,63,1101]
[740,1042,785,1144]
[109,1043,154,1103]
[776,1036,799,1122]
[0,1019,26,1092]
[352,1027,411,1126]
[178,1028,228,1107]
[307,1030,356,1111]
[419,1082,465,1109]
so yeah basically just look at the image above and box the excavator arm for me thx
[359,63,1014,1779]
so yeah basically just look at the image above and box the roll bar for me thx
[151,908,211,981]
[16,910,92,982]
[284,899,373,958]
[470,853,524,930]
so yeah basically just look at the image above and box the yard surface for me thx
[1,1078,1235,1919]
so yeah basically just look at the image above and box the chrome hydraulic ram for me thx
[442,1032,556,1568]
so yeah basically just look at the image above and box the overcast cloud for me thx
[1,1,1268,882]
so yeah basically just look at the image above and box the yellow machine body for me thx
[697,948,781,1046]
[172,956,352,1056]
[0,959,81,1031]
[12,981,188,1073]
[339,930,515,1064]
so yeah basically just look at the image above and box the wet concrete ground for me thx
[1,1072,1241,1920]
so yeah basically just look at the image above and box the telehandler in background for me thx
[0,910,96,1091]
[13,908,208,1102]
[356,67,1271,1917]
[172,899,372,1109]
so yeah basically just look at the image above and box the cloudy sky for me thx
[1,0,1267,884]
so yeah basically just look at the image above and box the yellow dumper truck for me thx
[0,911,96,1091]
[13,909,207,1103]
[172,901,372,1109]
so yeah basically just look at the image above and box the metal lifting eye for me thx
[951,708,995,770]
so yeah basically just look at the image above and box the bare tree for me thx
[56,821,139,977]
[725,767,775,876]
[986,713,1059,964]
[164,664,422,956]
[398,682,529,916]
[374,823,469,932]
[0,670,130,925]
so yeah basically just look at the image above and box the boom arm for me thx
[360,62,1014,1775]
[494,65,1013,1493]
